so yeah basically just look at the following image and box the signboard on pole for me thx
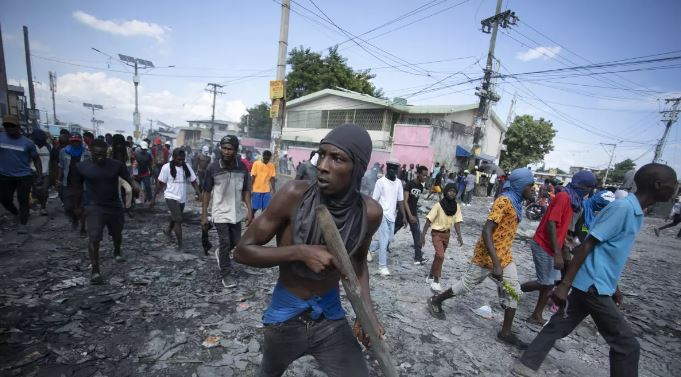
[270,99,280,118]
[269,80,285,100]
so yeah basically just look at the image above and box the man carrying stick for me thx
[235,123,383,377]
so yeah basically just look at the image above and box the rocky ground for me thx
[1,182,679,377]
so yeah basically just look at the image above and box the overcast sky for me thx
[2,0,680,173]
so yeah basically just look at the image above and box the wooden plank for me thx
[315,205,398,377]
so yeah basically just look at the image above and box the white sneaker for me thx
[425,276,434,284]
[430,282,442,292]
[367,252,373,262]
[378,267,390,276]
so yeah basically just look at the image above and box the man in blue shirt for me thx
[0,116,43,233]
[513,163,678,377]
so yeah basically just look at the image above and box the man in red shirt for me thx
[521,170,596,325]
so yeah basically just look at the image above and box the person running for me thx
[192,145,212,193]
[234,123,383,377]
[462,169,476,206]
[521,171,596,325]
[201,135,252,287]
[654,196,681,238]
[133,141,154,203]
[512,163,677,377]
[369,159,406,276]
[58,133,91,235]
[426,168,535,348]
[404,165,429,265]
[152,148,200,250]
[295,150,318,181]
[422,183,464,292]
[75,139,139,284]
[0,116,43,233]
[30,129,50,216]
[250,150,276,216]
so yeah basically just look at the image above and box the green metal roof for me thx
[286,88,505,131]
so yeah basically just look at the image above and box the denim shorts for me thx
[530,239,561,285]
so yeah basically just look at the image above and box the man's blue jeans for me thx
[370,215,395,268]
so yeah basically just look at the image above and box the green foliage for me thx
[500,115,556,172]
[239,102,272,139]
[607,158,636,183]
[286,46,383,100]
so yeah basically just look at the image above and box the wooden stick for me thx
[315,205,398,377]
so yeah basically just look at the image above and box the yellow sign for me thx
[269,80,285,99]
[270,100,280,118]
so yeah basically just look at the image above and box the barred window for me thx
[287,109,385,131]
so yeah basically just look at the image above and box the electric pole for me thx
[23,26,37,128]
[83,102,103,136]
[49,71,58,124]
[117,54,155,141]
[147,118,154,137]
[0,23,9,117]
[206,83,224,150]
[269,0,291,161]
[653,97,681,163]
[601,143,617,186]
[472,1,517,161]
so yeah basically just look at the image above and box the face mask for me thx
[386,165,398,181]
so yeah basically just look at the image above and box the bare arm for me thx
[482,220,502,280]
[555,235,600,301]
[403,190,414,221]
[546,220,564,269]
[270,177,276,194]
[234,182,328,269]
[397,200,406,227]
[242,189,253,225]
[32,156,43,178]
[420,218,431,247]
[454,222,463,246]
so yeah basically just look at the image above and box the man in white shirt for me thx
[369,159,406,276]
[31,129,51,216]
[151,148,200,250]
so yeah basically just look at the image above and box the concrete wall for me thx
[392,124,434,169]
[286,146,392,175]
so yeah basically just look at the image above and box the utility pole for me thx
[653,97,681,163]
[472,1,517,162]
[269,0,291,161]
[117,54,156,141]
[83,102,103,136]
[49,71,58,124]
[147,118,154,137]
[23,26,37,128]
[206,83,224,151]
[601,143,617,186]
[0,23,9,117]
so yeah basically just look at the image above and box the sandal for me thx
[427,297,446,320]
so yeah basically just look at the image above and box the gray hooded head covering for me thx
[291,124,372,280]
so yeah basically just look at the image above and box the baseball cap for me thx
[2,116,20,127]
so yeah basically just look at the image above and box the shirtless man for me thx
[234,123,383,377]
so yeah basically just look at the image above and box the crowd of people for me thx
[1,116,680,377]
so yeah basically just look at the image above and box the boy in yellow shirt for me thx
[250,150,276,216]
[421,183,464,292]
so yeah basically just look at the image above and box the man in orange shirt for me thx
[251,150,276,217]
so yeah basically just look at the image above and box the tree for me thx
[499,115,556,172]
[286,46,383,100]
[607,158,636,183]
[239,102,272,139]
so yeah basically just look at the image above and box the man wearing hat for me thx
[58,132,91,234]
[201,135,253,288]
[369,158,406,276]
[0,116,43,233]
